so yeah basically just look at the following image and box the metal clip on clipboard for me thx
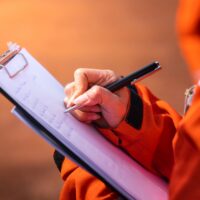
[0,43,28,78]
[0,44,115,191]
[0,42,31,121]
[0,43,38,136]
[0,43,46,143]
[0,43,70,166]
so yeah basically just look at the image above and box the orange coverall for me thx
[54,84,200,199]
[176,0,200,80]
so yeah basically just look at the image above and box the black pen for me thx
[64,61,161,113]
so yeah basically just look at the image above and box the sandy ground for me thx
[0,0,191,199]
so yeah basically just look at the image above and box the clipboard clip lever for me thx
[0,42,28,78]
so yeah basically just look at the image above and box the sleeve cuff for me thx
[125,84,143,130]
[53,150,65,172]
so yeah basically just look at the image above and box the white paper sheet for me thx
[0,49,168,200]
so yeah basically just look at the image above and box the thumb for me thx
[73,85,129,128]
[73,85,105,106]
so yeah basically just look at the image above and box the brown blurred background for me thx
[0,0,191,199]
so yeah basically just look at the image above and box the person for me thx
[176,0,200,82]
[53,68,200,200]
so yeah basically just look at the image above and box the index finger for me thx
[74,68,118,94]
[69,68,119,106]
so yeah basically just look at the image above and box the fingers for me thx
[65,86,129,127]
[64,68,130,128]
[72,85,126,108]
[64,82,75,96]
[73,85,105,107]
[65,68,119,107]
[72,69,89,101]
[79,105,101,112]
[74,68,118,87]
[70,109,101,123]
[71,85,130,127]
[64,82,75,107]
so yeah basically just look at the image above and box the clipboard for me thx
[0,44,117,197]
[0,43,168,200]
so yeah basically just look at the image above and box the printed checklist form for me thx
[0,45,168,200]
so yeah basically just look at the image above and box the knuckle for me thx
[106,69,115,75]
[88,85,102,104]
[91,85,102,98]
[83,92,91,103]
[106,69,117,78]
[91,85,102,94]
[64,82,73,94]
[105,69,118,82]
[74,68,85,76]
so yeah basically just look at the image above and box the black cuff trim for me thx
[126,85,143,129]
[53,150,65,172]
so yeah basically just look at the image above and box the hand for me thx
[64,68,130,128]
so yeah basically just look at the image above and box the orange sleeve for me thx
[100,84,181,179]
[58,84,181,199]
[59,158,118,200]
[176,0,200,80]
[169,85,200,200]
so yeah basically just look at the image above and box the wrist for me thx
[113,84,143,130]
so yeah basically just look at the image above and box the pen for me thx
[64,61,161,113]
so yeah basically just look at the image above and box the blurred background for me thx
[0,0,192,199]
